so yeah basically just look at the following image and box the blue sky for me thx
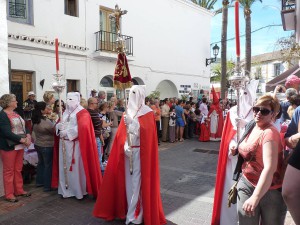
[210,0,293,60]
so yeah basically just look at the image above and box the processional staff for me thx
[229,0,249,142]
[110,5,134,175]
[52,38,69,189]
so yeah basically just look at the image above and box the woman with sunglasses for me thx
[236,95,286,225]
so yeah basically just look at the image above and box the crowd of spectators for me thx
[1,81,300,225]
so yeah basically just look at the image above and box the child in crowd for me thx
[195,109,202,135]
[199,114,210,142]
[169,106,176,143]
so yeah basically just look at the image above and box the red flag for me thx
[113,53,133,90]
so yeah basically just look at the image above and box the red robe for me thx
[211,112,236,225]
[51,109,102,198]
[199,121,210,142]
[208,105,224,139]
[93,112,166,225]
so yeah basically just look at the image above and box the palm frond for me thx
[192,0,218,10]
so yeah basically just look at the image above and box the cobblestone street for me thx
[0,138,295,225]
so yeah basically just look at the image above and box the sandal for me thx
[17,192,31,197]
[5,198,18,203]
[179,139,184,142]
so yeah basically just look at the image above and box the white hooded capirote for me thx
[230,79,260,130]
[123,85,153,225]
[127,85,152,119]
[57,91,86,199]
[65,92,82,113]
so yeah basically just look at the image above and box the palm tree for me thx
[239,0,262,77]
[220,0,230,99]
[191,0,229,99]
[191,0,218,9]
[210,60,235,83]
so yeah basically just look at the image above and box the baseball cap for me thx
[28,91,35,96]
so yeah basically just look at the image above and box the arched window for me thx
[100,76,113,87]
[132,78,139,85]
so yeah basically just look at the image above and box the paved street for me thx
[0,138,295,225]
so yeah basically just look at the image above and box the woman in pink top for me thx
[235,95,286,225]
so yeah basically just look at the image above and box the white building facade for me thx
[1,0,9,96]
[250,51,291,93]
[0,0,9,198]
[7,0,213,104]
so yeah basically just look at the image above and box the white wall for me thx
[0,0,9,96]
[251,60,289,84]
[0,0,8,197]
[7,0,213,99]
[97,0,213,96]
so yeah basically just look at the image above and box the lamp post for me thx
[206,44,220,67]
[229,88,234,102]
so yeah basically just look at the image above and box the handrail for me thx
[95,30,133,56]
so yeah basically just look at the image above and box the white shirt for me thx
[199,103,208,116]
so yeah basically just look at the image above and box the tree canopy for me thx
[276,34,300,68]
[210,60,235,83]
[191,0,218,10]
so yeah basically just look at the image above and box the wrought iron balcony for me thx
[95,30,133,56]
[282,0,295,10]
[8,1,27,19]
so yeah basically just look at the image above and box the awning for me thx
[266,64,300,92]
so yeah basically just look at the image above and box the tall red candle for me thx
[55,38,59,72]
[235,0,240,57]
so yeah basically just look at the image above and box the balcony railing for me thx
[282,0,295,10]
[9,1,27,19]
[95,30,133,56]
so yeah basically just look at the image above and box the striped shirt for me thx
[87,108,102,136]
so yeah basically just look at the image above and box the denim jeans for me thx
[35,145,53,191]
[237,176,287,225]
[96,137,104,172]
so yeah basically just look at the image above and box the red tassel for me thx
[69,165,72,171]
[72,158,75,164]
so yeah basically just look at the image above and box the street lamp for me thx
[206,44,220,67]
[229,88,234,102]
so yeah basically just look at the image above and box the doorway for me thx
[10,70,33,115]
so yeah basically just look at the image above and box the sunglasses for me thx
[252,107,273,116]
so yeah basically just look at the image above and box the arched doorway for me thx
[99,75,114,101]
[132,77,145,85]
[156,80,178,99]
